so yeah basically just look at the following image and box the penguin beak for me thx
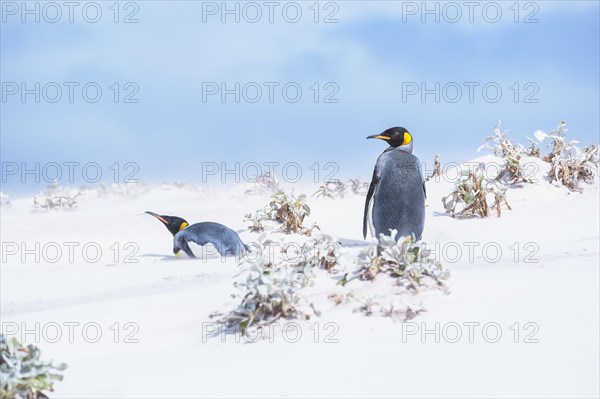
[367,134,391,140]
[145,211,169,225]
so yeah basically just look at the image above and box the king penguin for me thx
[363,127,426,241]
[146,211,249,258]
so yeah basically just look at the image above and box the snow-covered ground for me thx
[1,156,598,398]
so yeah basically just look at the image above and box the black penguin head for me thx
[146,211,189,236]
[367,127,413,153]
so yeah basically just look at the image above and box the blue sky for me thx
[1,1,599,194]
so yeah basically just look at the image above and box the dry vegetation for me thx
[355,232,449,292]
[313,178,369,199]
[425,154,442,182]
[534,121,599,191]
[32,186,82,212]
[245,190,318,235]
[244,172,280,195]
[0,334,67,399]
[211,235,339,334]
[331,231,450,321]
[442,163,512,218]
[478,121,534,184]
[445,121,598,218]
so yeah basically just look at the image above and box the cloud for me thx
[1,0,597,187]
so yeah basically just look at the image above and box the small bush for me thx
[525,137,541,158]
[244,172,280,195]
[532,121,599,191]
[355,231,450,292]
[246,190,318,235]
[93,182,152,198]
[217,262,315,334]
[478,121,533,184]
[313,179,370,198]
[313,179,346,199]
[442,163,511,218]
[243,210,265,233]
[425,154,442,182]
[212,235,330,334]
[32,193,81,212]
[346,178,370,195]
[353,297,426,321]
[0,334,67,399]
[332,231,449,320]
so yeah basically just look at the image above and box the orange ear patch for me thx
[404,132,413,145]
[179,222,188,231]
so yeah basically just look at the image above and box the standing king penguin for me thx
[146,211,249,258]
[363,127,426,241]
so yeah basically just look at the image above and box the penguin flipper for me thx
[174,235,197,258]
[363,170,379,239]
[417,160,426,199]
[180,240,196,258]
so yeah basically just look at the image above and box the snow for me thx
[1,157,598,398]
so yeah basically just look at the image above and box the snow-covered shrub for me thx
[93,182,151,198]
[332,231,449,320]
[32,194,80,211]
[525,137,541,158]
[0,334,67,399]
[310,236,339,273]
[217,262,315,334]
[540,120,570,164]
[478,121,533,184]
[313,179,346,199]
[313,179,370,198]
[243,210,266,233]
[425,154,442,182]
[244,171,279,195]
[442,163,511,218]
[213,235,328,334]
[355,231,449,292]
[347,178,370,195]
[548,144,598,191]
[353,296,425,321]
[531,121,599,191]
[245,190,317,235]
[32,185,81,212]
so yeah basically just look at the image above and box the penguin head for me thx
[145,211,189,236]
[367,127,413,153]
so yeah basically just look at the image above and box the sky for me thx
[1,0,599,194]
